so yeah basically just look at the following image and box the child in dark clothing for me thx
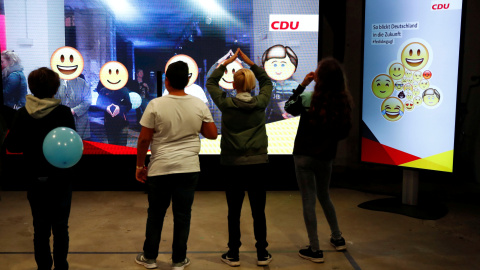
[5,67,77,270]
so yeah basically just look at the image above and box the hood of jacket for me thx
[232,92,257,110]
[25,95,61,119]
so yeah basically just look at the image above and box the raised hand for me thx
[238,49,255,66]
[301,72,315,87]
[222,48,240,66]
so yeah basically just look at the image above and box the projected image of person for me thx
[1,50,27,110]
[262,45,299,122]
[55,77,91,140]
[285,57,353,263]
[129,68,150,124]
[135,61,217,270]
[5,67,76,270]
[96,61,132,146]
[206,49,273,267]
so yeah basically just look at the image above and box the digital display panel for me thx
[361,0,463,172]
[1,0,319,155]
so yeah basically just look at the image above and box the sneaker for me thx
[221,251,240,267]
[172,257,191,270]
[330,237,347,251]
[135,253,158,269]
[257,252,273,266]
[298,246,324,263]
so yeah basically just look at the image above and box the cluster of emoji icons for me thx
[371,40,440,122]
[51,46,129,91]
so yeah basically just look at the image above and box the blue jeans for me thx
[143,172,198,263]
[27,177,72,270]
[293,155,341,251]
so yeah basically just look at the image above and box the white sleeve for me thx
[139,101,155,128]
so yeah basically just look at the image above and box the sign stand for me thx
[402,169,418,205]
[357,169,448,220]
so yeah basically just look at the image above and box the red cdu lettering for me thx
[290,21,299,30]
[280,21,289,30]
[432,3,450,10]
[271,21,280,30]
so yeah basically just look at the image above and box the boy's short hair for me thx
[166,61,189,90]
[28,67,60,99]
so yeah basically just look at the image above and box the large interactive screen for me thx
[361,0,463,172]
[1,0,319,155]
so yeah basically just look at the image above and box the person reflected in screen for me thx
[1,50,28,110]
[262,45,299,122]
[206,48,274,267]
[4,67,77,270]
[129,68,150,125]
[96,82,132,146]
[284,57,353,263]
[134,61,217,270]
[55,76,92,140]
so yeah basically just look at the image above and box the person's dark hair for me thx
[28,67,60,99]
[309,57,353,130]
[261,44,298,68]
[166,61,189,90]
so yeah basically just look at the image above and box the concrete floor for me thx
[0,188,479,270]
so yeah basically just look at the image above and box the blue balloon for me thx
[43,127,83,168]
[129,92,142,110]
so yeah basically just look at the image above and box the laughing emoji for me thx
[401,42,429,71]
[50,46,84,80]
[381,97,404,122]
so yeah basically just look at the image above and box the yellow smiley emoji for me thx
[405,101,414,112]
[165,54,198,87]
[218,60,243,90]
[389,63,405,81]
[99,61,129,90]
[50,46,84,80]
[414,96,422,106]
[381,97,404,122]
[371,74,394,99]
[401,42,429,71]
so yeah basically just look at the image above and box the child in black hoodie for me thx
[5,67,76,270]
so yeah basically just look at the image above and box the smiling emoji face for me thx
[50,46,84,80]
[165,54,198,87]
[218,60,243,90]
[401,42,429,71]
[381,97,404,122]
[405,101,414,111]
[99,61,129,90]
[394,81,404,90]
[389,63,405,80]
[423,88,440,107]
[264,56,296,81]
[371,74,394,99]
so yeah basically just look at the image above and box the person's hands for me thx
[301,72,315,87]
[135,166,148,183]
[238,49,255,66]
[222,48,239,66]
[112,105,120,117]
[106,104,114,117]
[218,50,235,63]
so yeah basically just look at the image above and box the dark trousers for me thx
[104,114,128,146]
[27,177,73,270]
[223,164,268,254]
[143,172,199,263]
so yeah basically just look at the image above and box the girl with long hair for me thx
[285,57,353,263]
